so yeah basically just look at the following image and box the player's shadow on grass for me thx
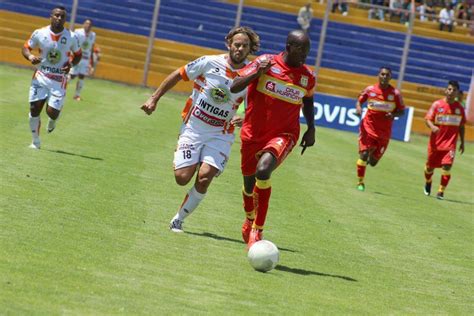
[374,191,473,205]
[45,149,103,161]
[275,265,357,282]
[185,231,297,253]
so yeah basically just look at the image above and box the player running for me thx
[423,80,466,200]
[355,67,405,191]
[22,6,82,149]
[230,30,316,249]
[141,26,260,232]
[70,19,97,101]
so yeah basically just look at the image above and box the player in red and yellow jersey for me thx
[230,30,316,249]
[423,80,466,200]
[355,67,405,191]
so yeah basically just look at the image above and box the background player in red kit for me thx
[423,80,465,200]
[355,67,405,191]
[230,30,316,249]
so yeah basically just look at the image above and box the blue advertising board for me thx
[299,93,414,142]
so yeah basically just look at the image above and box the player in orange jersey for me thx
[423,80,466,200]
[141,27,260,233]
[230,30,316,249]
[22,6,82,149]
[355,67,405,191]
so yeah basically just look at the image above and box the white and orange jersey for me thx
[179,54,247,135]
[24,25,81,77]
[73,28,96,60]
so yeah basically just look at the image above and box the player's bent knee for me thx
[175,174,192,186]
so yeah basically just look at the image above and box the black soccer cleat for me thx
[423,182,431,196]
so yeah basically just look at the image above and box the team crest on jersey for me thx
[82,41,90,50]
[300,75,308,87]
[455,108,460,114]
[387,94,394,101]
[47,49,62,64]
[210,87,230,103]
[60,37,67,44]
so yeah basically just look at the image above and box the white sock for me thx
[29,113,41,143]
[173,186,205,221]
[75,79,84,97]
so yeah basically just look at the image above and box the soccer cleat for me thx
[73,95,82,101]
[241,218,253,243]
[28,141,41,150]
[247,229,263,250]
[423,182,431,196]
[47,119,56,133]
[169,218,184,233]
[357,183,365,191]
[436,191,444,200]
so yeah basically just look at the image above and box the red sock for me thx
[242,187,255,220]
[357,159,367,183]
[424,165,433,183]
[439,170,451,191]
[253,178,271,230]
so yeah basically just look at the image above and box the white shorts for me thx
[70,58,90,76]
[173,128,234,176]
[29,71,67,110]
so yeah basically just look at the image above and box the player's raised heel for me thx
[423,182,431,196]
[169,218,184,233]
[242,218,253,243]
[29,140,41,150]
[47,119,56,133]
[436,191,444,200]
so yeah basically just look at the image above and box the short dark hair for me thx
[84,18,93,24]
[52,6,66,12]
[225,26,260,54]
[379,66,392,74]
[448,80,460,90]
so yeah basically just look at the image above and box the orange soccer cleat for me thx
[247,228,262,250]
[241,218,253,243]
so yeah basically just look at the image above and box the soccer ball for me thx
[247,240,279,272]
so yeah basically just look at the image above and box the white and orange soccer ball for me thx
[247,240,279,272]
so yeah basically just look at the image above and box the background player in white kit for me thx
[141,26,260,232]
[70,19,97,101]
[22,6,82,149]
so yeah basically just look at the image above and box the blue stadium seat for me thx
[2,0,472,90]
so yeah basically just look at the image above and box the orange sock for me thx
[357,159,367,184]
[253,178,271,230]
[242,186,255,220]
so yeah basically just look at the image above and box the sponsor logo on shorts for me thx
[178,143,196,151]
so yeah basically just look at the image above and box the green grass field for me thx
[1,63,473,314]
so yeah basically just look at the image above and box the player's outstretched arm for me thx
[459,125,465,154]
[355,101,363,117]
[141,68,183,115]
